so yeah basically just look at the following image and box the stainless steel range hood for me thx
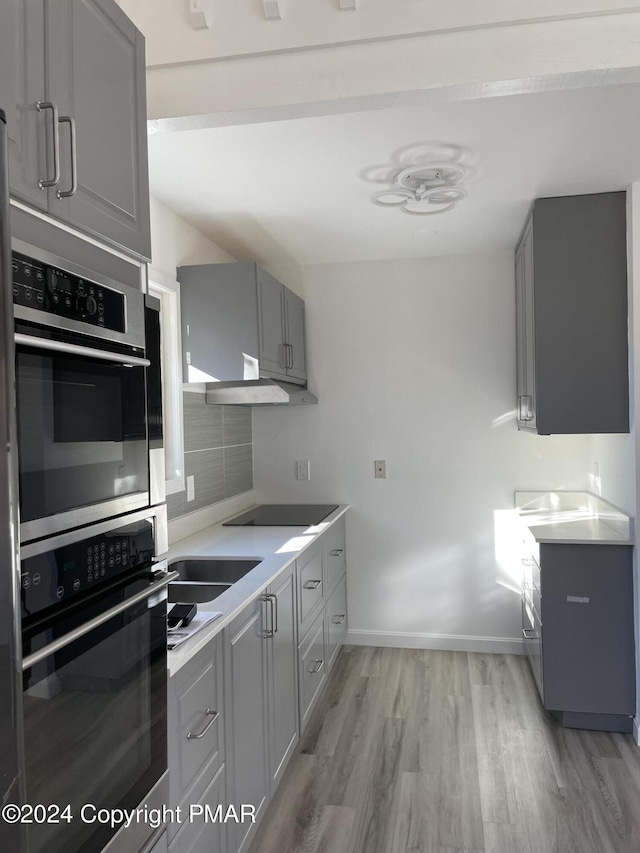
[205,379,318,406]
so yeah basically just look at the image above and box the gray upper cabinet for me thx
[515,191,629,434]
[1,0,151,259]
[179,262,308,386]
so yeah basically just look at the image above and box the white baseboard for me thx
[346,629,526,656]
[634,716,640,746]
[168,490,257,545]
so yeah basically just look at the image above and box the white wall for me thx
[252,252,590,651]
[148,195,235,285]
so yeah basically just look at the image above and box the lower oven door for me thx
[21,572,169,853]
[15,324,151,543]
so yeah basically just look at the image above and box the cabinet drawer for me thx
[170,639,224,822]
[297,541,324,637]
[324,517,346,596]
[326,576,348,670]
[299,609,326,730]
[522,596,543,700]
[169,764,227,853]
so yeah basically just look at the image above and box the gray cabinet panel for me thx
[46,0,151,258]
[298,609,327,732]
[297,540,324,638]
[257,267,286,377]
[0,0,48,209]
[169,764,227,853]
[226,601,270,853]
[516,192,629,435]
[326,575,348,671]
[284,287,307,382]
[267,564,299,791]
[323,516,346,597]
[179,262,260,383]
[148,832,168,853]
[540,543,634,716]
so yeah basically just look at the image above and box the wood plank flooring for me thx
[247,646,640,853]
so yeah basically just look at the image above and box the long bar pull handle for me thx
[268,593,278,634]
[56,116,78,199]
[22,571,180,670]
[304,580,322,590]
[187,709,219,740]
[262,594,274,638]
[287,344,294,369]
[36,102,60,189]
[15,332,151,368]
[308,659,324,674]
[522,628,538,641]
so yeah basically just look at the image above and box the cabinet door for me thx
[326,576,348,671]
[45,0,151,258]
[284,287,307,383]
[515,216,536,430]
[169,764,227,853]
[267,564,298,792]
[226,601,270,853]
[298,608,327,733]
[0,0,48,210]
[257,268,286,378]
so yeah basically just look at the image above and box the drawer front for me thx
[298,540,324,636]
[326,576,348,670]
[299,609,327,730]
[174,642,223,805]
[169,763,227,853]
[324,517,346,595]
[522,596,543,700]
[522,553,541,595]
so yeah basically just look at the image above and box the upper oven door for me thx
[16,325,151,543]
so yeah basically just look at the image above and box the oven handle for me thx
[14,332,151,368]
[22,570,179,671]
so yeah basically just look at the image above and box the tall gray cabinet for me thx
[515,191,629,434]
[0,0,151,259]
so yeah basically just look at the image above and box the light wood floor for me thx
[248,645,640,853]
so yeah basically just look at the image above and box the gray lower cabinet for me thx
[178,262,308,386]
[225,562,299,853]
[521,543,635,732]
[515,191,629,434]
[169,765,227,853]
[168,636,226,850]
[298,608,327,731]
[147,832,168,853]
[1,0,151,259]
[325,576,348,670]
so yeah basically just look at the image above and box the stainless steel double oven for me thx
[14,240,173,853]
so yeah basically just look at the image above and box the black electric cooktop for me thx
[223,504,338,527]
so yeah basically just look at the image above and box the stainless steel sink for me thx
[167,557,262,604]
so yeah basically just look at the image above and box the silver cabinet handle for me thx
[330,549,344,557]
[262,594,274,638]
[187,709,219,740]
[268,593,278,634]
[56,115,78,199]
[308,659,324,674]
[36,101,60,189]
[518,395,534,421]
[15,332,151,368]
[22,571,179,670]
[287,343,294,369]
[280,343,288,370]
[522,628,538,641]
[332,614,346,624]
[304,579,322,590]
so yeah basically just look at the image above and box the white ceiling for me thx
[148,82,640,267]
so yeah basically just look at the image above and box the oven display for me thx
[21,519,154,619]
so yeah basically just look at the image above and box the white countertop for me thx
[515,491,633,545]
[165,504,349,675]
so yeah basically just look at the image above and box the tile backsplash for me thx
[166,391,253,520]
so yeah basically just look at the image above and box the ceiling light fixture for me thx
[372,162,468,215]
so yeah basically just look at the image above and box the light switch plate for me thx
[187,475,195,501]
[374,460,386,479]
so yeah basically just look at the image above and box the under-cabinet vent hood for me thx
[205,380,318,407]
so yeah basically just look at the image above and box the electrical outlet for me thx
[187,475,195,501]
[296,460,310,481]
[374,460,386,479]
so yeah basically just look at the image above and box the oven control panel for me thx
[21,519,155,618]
[12,252,126,333]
